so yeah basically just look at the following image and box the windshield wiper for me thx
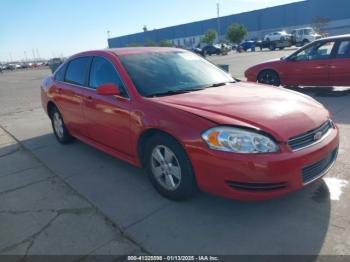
[147,88,205,97]
[206,81,236,88]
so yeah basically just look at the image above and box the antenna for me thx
[217,2,221,43]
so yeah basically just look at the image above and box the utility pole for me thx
[32,49,36,61]
[217,2,221,43]
[36,49,40,60]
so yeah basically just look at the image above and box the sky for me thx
[0,0,304,62]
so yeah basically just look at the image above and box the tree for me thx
[311,16,331,36]
[159,40,173,47]
[201,29,217,44]
[143,25,148,32]
[127,43,141,47]
[226,24,248,44]
[144,40,157,47]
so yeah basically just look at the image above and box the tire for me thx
[257,70,281,86]
[144,133,197,201]
[50,106,74,144]
[269,43,276,51]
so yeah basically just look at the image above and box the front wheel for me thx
[145,134,197,201]
[257,70,281,86]
[269,43,276,51]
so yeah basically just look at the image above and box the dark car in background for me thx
[237,41,256,52]
[48,58,64,73]
[196,45,221,56]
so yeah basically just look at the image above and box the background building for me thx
[108,0,350,48]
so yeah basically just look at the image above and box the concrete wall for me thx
[108,0,350,48]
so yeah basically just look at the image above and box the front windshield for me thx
[119,51,234,97]
[304,29,314,35]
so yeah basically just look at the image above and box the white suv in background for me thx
[291,27,322,46]
[263,31,291,42]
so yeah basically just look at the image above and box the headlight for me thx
[202,126,279,154]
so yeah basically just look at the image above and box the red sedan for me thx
[245,34,350,87]
[41,47,339,201]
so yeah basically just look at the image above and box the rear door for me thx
[82,55,132,155]
[54,56,92,136]
[329,39,350,86]
[283,40,336,86]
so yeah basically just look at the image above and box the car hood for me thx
[248,59,282,70]
[151,83,329,141]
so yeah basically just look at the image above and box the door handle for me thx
[84,96,93,102]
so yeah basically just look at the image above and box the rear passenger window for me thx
[89,56,127,96]
[54,63,67,81]
[65,57,92,86]
[336,41,350,58]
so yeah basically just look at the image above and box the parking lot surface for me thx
[0,50,349,256]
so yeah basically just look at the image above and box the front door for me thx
[329,40,350,86]
[284,40,336,86]
[82,56,132,156]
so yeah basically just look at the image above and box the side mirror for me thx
[96,83,121,96]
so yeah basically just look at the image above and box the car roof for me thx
[70,47,184,59]
[319,34,350,41]
[109,47,182,56]
[294,27,313,30]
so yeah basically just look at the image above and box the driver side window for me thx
[294,41,335,61]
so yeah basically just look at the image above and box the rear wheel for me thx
[50,106,74,144]
[257,70,281,86]
[144,134,197,201]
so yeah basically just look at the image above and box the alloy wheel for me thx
[53,112,64,139]
[151,145,182,191]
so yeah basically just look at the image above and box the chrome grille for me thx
[302,149,338,184]
[288,120,333,151]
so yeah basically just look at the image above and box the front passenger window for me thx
[89,56,127,97]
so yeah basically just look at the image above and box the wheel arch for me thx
[47,101,57,119]
[137,128,185,167]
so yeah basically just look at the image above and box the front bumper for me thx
[186,127,339,201]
